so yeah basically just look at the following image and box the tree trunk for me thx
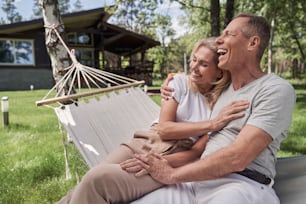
[268,14,275,74]
[290,24,305,61]
[210,0,220,36]
[292,58,298,78]
[39,0,72,96]
[224,0,235,28]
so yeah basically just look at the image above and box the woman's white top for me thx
[169,74,211,123]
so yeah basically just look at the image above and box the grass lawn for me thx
[0,80,305,203]
[0,90,88,203]
[278,81,306,156]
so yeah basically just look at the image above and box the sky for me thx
[0,0,188,39]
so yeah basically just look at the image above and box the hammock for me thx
[52,87,159,168]
[36,24,305,204]
[274,155,306,204]
[36,24,160,176]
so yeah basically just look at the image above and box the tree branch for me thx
[175,0,210,12]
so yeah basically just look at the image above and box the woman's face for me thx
[189,46,220,92]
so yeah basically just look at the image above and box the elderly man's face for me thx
[215,17,250,70]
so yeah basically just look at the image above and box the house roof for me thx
[0,7,160,56]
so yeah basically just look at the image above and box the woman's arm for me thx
[163,135,208,167]
[158,95,211,140]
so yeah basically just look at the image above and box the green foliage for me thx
[72,0,82,12]
[32,0,76,19]
[58,0,70,13]
[148,34,195,80]
[177,0,211,38]
[1,0,22,23]
[32,0,42,18]
[110,0,165,38]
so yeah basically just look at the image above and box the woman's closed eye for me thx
[191,57,209,68]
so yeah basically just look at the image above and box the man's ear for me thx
[248,36,260,50]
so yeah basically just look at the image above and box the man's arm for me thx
[135,124,272,184]
[158,100,249,140]
[160,73,175,100]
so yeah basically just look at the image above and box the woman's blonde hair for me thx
[188,37,231,109]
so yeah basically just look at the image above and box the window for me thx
[0,39,34,65]
[66,32,94,66]
[67,32,93,46]
[74,48,94,67]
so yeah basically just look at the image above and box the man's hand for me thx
[160,73,175,100]
[134,153,177,184]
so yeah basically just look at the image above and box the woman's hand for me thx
[210,100,249,131]
[120,157,149,176]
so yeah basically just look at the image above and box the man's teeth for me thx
[217,49,227,55]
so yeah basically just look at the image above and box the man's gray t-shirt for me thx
[202,73,296,178]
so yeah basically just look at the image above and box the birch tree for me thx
[39,0,73,97]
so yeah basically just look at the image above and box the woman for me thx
[56,37,249,204]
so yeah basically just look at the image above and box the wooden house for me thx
[0,7,160,91]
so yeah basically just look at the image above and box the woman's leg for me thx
[68,163,163,204]
[56,145,134,203]
[102,144,135,164]
[56,145,163,204]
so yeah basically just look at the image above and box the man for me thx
[131,13,296,204]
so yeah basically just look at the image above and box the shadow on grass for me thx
[281,124,306,155]
[2,123,31,131]
[280,140,306,155]
[296,95,306,103]
[292,84,306,103]
[292,83,306,90]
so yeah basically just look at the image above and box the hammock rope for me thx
[36,24,145,107]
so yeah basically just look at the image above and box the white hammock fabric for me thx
[274,155,306,204]
[54,87,160,168]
